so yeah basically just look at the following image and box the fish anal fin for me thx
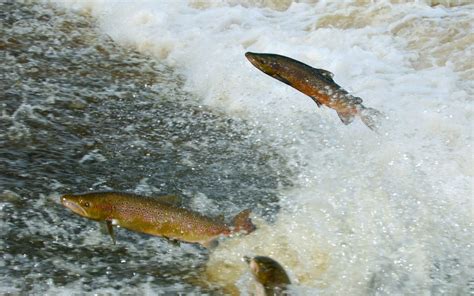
[337,111,355,125]
[202,239,219,249]
[106,220,116,245]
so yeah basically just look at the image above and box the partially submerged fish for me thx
[245,52,383,131]
[244,256,291,296]
[60,191,256,248]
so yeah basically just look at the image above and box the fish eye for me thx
[84,202,90,208]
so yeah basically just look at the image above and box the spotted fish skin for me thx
[245,52,382,131]
[61,191,255,248]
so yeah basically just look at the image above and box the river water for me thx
[1,1,472,295]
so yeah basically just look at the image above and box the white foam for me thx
[78,149,107,164]
[47,1,473,294]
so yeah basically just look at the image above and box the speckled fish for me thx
[245,52,383,131]
[60,191,256,248]
[244,256,291,296]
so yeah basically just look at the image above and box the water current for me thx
[1,1,472,295]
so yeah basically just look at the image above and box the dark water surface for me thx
[0,2,291,294]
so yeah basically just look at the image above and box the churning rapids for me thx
[1,1,472,295]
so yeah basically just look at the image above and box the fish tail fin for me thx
[359,105,384,132]
[232,209,256,234]
[337,111,355,125]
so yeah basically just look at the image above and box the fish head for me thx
[245,52,283,77]
[244,256,291,286]
[61,193,111,221]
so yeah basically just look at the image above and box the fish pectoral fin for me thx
[337,111,355,125]
[311,97,322,108]
[156,194,182,206]
[106,220,116,245]
[163,236,181,247]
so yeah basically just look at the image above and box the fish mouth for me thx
[245,52,261,67]
[61,196,87,217]
[245,52,275,76]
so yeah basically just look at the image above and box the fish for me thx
[245,52,383,131]
[244,256,291,296]
[60,191,256,248]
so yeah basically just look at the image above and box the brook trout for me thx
[245,52,383,131]
[244,256,291,296]
[61,191,256,248]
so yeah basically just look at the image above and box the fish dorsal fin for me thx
[215,214,225,223]
[312,67,335,82]
[155,194,182,206]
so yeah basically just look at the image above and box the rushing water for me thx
[1,0,473,295]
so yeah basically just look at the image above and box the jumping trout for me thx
[244,256,291,296]
[245,52,383,131]
[61,191,256,248]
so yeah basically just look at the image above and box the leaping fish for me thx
[244,256,291,296]
[245,52,383,131]
[61,191,256,248]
